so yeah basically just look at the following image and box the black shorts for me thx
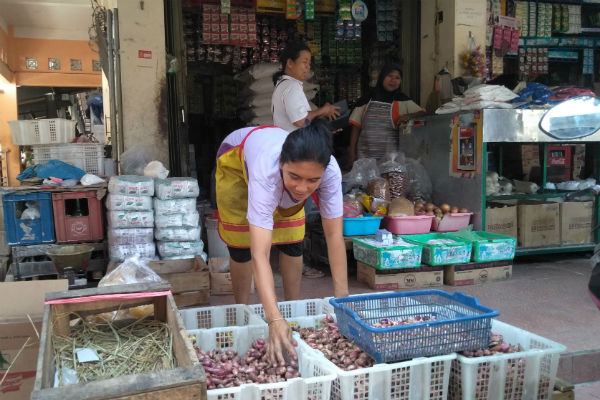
[227,242,303,263]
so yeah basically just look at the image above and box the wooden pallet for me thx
[31,282,207,399]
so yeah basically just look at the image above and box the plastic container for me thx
[2,192,55,245]
[446,231,516,262]
[32,143,104,175]
[249,298,335,328]
[205,217,230,257]
[401,233,472,266]
[296,333,456,400]
[383,215,434,235]
[449,319,566,400]
[188,324,336,400]
[352,236,422,269]
[9,118,76,145]
[432,213,472,232]
[52,191,103,243]
[343,216,383,236]
[329,290,499,363]
[180,304,265,330]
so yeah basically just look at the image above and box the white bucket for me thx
[205,217,229,258]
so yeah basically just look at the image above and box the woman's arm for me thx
[249,224,297,364]
[321,216,349,297]
[348,124,361,164]
[292,103,340,127]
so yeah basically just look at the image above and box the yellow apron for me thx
[215,126,306,248]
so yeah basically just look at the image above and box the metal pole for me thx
[106,10,119,173]
[113,8,125,175]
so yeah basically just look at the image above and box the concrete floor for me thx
[208,252,600,397]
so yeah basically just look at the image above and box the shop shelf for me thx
[2,192,55,246]
[52,191,104,243]
[8,118,76,145]
[449,319,566,400]
[343,216,383,236]
[329,290,499,363]
[515,243,595,256]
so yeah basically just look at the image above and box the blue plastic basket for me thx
[343,216,383,236]
[2,192,55,245]
[329,290,499,363]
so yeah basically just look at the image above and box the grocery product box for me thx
[209,256,254,295]
[357,262,443,290]
[517,201,560,247]
[352,236,422,269]
[560,201,593,245]
[444,260,512,286]
[485,203,517,238]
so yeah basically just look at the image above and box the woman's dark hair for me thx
[280,119,333,168]
[356,63,410,106]
[272,41,311,85]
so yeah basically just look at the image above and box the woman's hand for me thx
[266,319,298,365]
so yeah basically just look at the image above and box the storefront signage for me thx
[138,50,153,59]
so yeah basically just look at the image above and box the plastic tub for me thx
[352,236,422,269]
[383,215,434,235]
[432,213,472,232]
[445,231,517,262]
[205,217,230,257]
[402,233,472,266]
[343,216,383,236]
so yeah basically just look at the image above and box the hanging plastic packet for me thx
[305,0,315,20]
[286,0,297,19]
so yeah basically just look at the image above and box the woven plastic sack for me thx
[108,175,154,196]
[154,226,201,242]
[154,198,196,215]
[107,210,154,228]
[106,194,153,211]
[108,243,156,261]
[154,177,200,200]
[154,211,200,228]
[107,228,154,245]
[157,240,204,258]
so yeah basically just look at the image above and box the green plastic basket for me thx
[352,236,422,270]
[445,231,516,262]
[401,233,472,266]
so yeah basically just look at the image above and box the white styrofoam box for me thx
[108,175,154,196]
[154,226,201,242]
[249,298,335,324]
[180,304,265,330]
[189,324,335,400]
[154,211,200,228]
[107,210,154,228]
[294,319,456,400]
[154,198,197,215]
[449,319,566,400]
[108,242,156,261]
[32,143,104,175]
[105,194,153,211]
[155,177,200,200]
[9,118,76,145]
[107,228,154,246]
[156,240,204,258]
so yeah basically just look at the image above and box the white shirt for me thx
[271,75,311,133]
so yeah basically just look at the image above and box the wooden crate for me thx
[107,256,210,308]
[31,282,206,399]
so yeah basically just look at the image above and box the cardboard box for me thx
[560,201,593,245]
[209,257,254,295]
[485,204,518,238]
[521,144,540,180]
[0,280,68,400]
[517,202,560,247]
[444,261,512,286]
[357,262,443,290]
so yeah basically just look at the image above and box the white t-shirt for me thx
[272,75,311,133]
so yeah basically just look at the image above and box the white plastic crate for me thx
[33,143,104,174]
[249,298,335,326]
[449,319,566,400]
[9,118,76,145]
[188,324,335,400]
[293,314,456,400]
[180,304,266,330]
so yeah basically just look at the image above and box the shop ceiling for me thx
[0,0,91,40]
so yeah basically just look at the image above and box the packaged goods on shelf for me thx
[154,226,201,242]
[108,175,155,196]
[107,210,154,228]
[154,198,197,215]
[157,240,204,258]
[107,228,154,246]
[105,194,153,211]
[154,211,200,228]
[154,178,200,200]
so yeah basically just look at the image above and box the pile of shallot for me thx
[371,315,436,328]
[461,332,523,357]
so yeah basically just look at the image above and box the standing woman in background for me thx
[272,41,340,133]
[348,64,425,163]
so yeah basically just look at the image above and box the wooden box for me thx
[107,256,210,308]
[31,282,206,400]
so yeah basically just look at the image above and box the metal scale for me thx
[46,244,94,289]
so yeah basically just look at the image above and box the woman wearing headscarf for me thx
[348,64,424,162]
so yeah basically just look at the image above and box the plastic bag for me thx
[154,198,197,215]
[80,174,105,185]
[21,202,40,219]
[379,152,408,200]
[108,175,155,196]
[106,194,153,211]
[154,226,201,242]
[100,254,166,286]
[343,195,364,218]
[154,211,200,228]
[405,158,432,203]
[107,228,154,245]
[157,241,204,258]
[143,161,169,179]
[154,178,200,200]
[343,158,380,192]
[108,243,156,261]
[107,210,154,228]
[367,178,390,201]
[120,145,159,175]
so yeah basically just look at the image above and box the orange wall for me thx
[0,75,20,186]
[0,24,8,67]
[10,35,101,87]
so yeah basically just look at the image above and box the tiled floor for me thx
[208,252,600,396]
